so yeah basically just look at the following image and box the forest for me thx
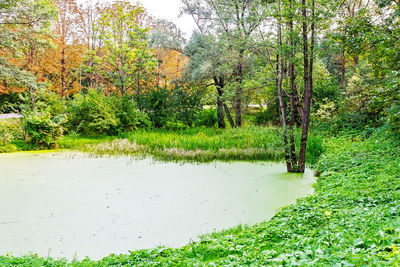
[0,0,399,265]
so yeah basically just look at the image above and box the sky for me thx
[76,0,197,37]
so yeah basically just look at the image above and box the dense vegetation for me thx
[60,127,323,163]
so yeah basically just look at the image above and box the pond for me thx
[0,152,315,260]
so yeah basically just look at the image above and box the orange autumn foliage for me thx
[154,49,188,88]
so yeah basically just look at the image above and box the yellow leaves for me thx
[154,49,188,87]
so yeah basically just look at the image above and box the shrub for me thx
[0,119,24,145]
[388,102,400,135]
[140,86,204,128]
[171,87,203,126]
[254,105,280,126]
[67,90,119,135]
[35,89,66,116]
[112,97,151,132]
[140,88,172,128]
[194,109,218,128]
[0,93,23,113]
[23,110,66,148]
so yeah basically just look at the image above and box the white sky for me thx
[76,0,197,37]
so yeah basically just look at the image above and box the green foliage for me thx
[23,110,66,148]
[170,86,203,127]
[254,106,280,126]
[112,97,151,132]
[61,126,323,164]
[66,90,118,135]
[194,109,217,128]
[0,0,57,92]
[140,87,204,128]
[388,102,400,135]
[98,0,156,96]
[139,88,171,128]
[32,89,66,116]
[0,119,23,145]
[0,93,23,113]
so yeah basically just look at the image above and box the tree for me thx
[271,0,332,172]
[182,0,267,127]
[149,19,188,87]
[0,0,56,109]
[54,0,80,96]
[76,0,109,89]
[185,32,236,128]
[98,0,156,97]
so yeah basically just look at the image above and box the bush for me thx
[35,89,66,116]
[67,90,119,135]
[388,102,400,135]
[140,88,172,128]
[112,97,151,132]
[194,109,218,128]
[171,87,203,126]
[0,119,24,145]
[0,93,23,113]
[140,86,204,128]
[23,110,66,148]
[254,105,280,126]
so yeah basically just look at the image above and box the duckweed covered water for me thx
[0,152,314,259]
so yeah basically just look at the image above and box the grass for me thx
[1,128,398,266]
[60,127,324,164]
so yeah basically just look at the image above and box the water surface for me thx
[0,152,314,259]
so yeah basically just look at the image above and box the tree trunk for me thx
[339,50,346,89]
[235,49,245,127]
[214,77,226,129]
[28,46,35,111]
[298,0,315,173]
[61,45,66,96]
[217,96,226,129]
[277,0,293,172]
[288,0,298,169]
[223,104,236,128]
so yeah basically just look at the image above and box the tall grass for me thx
[61,126,324,164]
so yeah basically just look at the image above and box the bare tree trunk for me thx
[298,0,315,173]
[277,0,293,172]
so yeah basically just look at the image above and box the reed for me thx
[61,126,323,163]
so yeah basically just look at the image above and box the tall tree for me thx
[77,0,109,89]
[0,0,56,108]
[99,0,155,96]
[182,0,267,127]
[54,0,80,96]
[185,32,236,128]
[272,0,329,172]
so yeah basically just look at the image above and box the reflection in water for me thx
[0,152,314,259]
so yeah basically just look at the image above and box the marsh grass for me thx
[60,126,323,164]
